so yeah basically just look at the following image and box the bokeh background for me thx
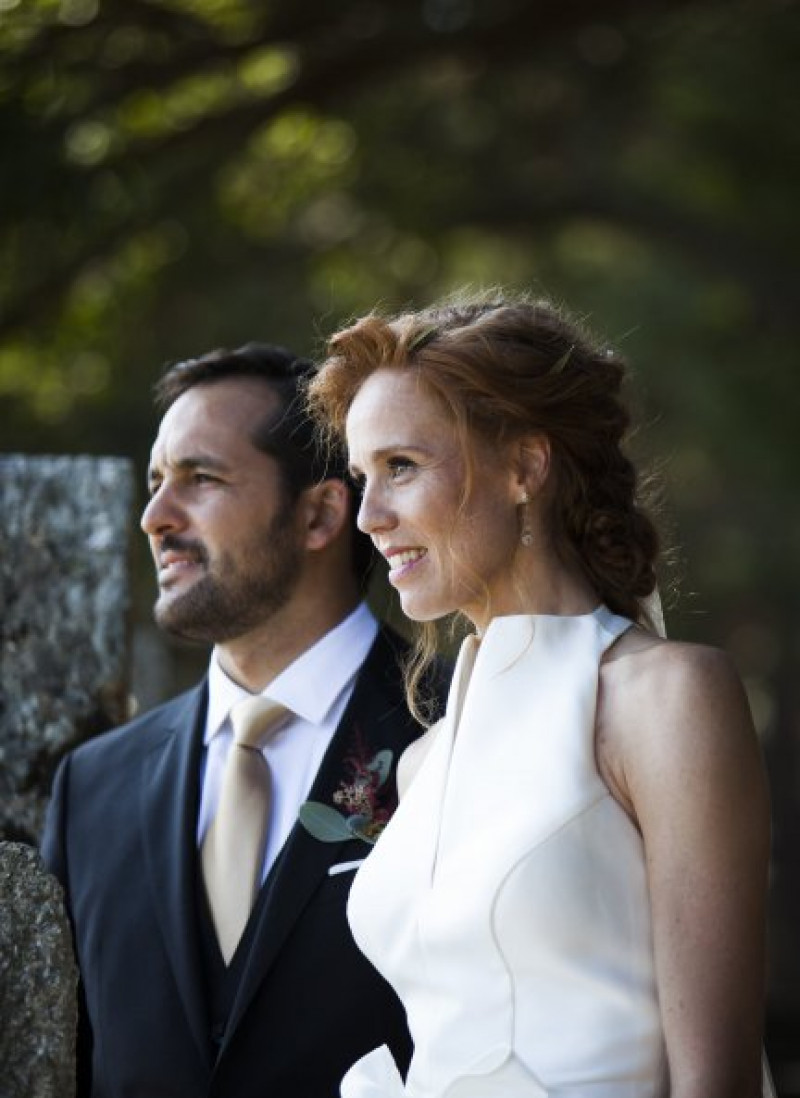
[2,0,798,1087]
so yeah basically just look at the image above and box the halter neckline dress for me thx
[342,607,668,1098]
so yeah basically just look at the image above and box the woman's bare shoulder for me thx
[597,628,760,819]
[601,625,747,702]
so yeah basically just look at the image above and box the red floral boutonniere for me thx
[298,729,395,845]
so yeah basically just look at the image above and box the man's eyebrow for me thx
[146,454,231,482]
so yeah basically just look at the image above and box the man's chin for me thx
[153,598,215,645]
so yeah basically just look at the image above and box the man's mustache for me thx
[158,534,209,566]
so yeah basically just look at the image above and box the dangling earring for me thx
[518,492,534,548]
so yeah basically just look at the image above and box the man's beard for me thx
[153,503,303,645]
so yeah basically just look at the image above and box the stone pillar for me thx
[0,841,78,1098]
[0,454,134,844]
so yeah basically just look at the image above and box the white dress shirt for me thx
[197,602,379,880]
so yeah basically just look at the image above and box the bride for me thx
[308,292,770,1097]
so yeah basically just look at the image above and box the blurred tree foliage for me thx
[2,0,800,1069]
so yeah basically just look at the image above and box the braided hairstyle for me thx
[309,291,661,717]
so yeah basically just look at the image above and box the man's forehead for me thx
[149,380,279,460]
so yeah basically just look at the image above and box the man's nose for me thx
[140,485,184,537]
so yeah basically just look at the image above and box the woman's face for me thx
[346,367,523,631]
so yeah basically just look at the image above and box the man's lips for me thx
[156,539,207,584]
[160,549,199,566]
[157,556,202,585]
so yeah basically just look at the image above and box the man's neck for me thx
[215,588,362,693]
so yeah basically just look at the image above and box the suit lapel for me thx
[140,682,210,1063]
[225,629,418,1038]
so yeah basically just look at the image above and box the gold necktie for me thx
[201,696,288,964]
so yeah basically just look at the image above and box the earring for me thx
[518,492,534,548]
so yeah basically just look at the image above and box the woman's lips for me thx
[385,547,427,580]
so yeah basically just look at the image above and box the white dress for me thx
[342,608,669,1098]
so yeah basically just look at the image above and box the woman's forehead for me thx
[347,369,450,441]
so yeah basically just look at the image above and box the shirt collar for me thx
[204,602,379,745]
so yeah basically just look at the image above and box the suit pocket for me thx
[328,858,367,876]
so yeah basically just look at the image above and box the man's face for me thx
[141,378,304,644]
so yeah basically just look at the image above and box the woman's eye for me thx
[347,471,366,493]
[387,457,415,478]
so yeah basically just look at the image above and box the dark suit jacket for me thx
[42,628,444,1098]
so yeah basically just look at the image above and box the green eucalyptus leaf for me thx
[298,802,353,842]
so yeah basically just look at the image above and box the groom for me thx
[42,343,443,1098]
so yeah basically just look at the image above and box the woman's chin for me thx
[397,593,450,624]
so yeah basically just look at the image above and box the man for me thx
[42,344,446,1098]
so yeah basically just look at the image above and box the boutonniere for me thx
[299,729,396,845]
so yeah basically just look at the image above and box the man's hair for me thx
[154,342,374,581]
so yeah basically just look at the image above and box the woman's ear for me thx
[512,434,551,501]
[301,479,350,551]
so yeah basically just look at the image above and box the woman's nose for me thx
[357,484,394,536]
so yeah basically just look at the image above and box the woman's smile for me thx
[384,547,429,581]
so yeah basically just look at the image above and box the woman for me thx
[308,293,770,1097]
